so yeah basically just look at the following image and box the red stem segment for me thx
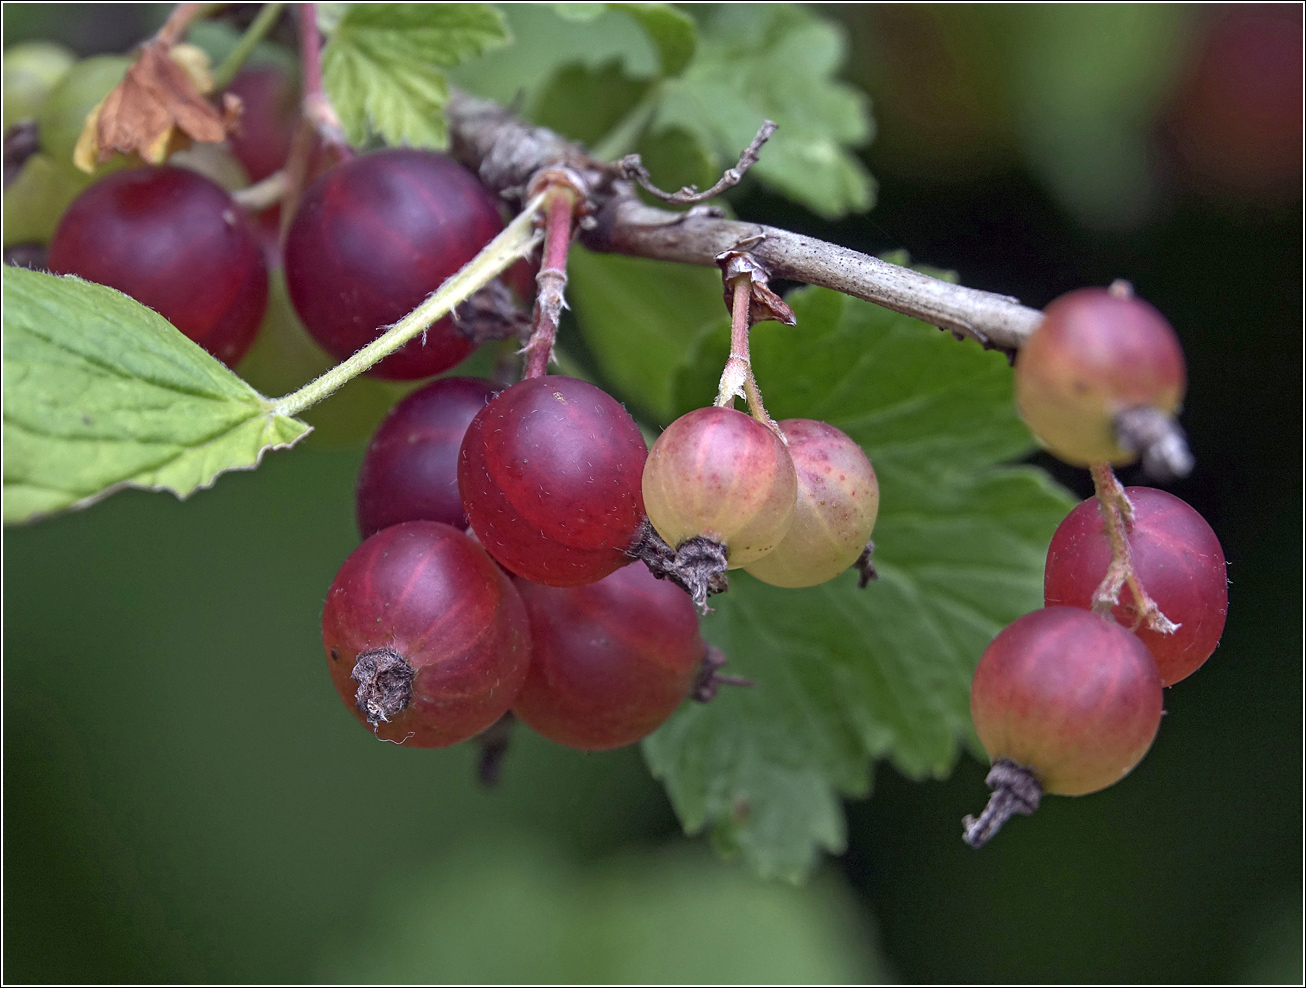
[298,2,324,94]
[522,189,577,379]
[280,2,351,237]
[297,2,350,153]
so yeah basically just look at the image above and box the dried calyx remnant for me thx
[629,521,729,612]
[854,540,879,588]
[452,280,532,346]
[1115,406,1194,480]
[351,647,413,726]
[961,759,1043,849]
[693,645,754,703]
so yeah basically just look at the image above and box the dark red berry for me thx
[224,65,298,183]
[458,376,648,587]
[355,376,498,538]
[322,521,531,747]
[1166,5,1304,198]
[283,149,504,380]
[512,564,705,750]
[1045,487,1228,686]
[47,165,268,366]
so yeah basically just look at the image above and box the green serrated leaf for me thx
[566,247,724,424]
[645,287,1075,879]
[609,3,696,77]
[322,2,507,148]
[547,1,694,76]
[654,4,875,218]
[552,2,606,22]
[316,1,350,35]
[532,61,651,147]
[449,3,689,110]
[2,268,310,524]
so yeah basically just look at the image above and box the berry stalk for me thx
[713,242,791,436]
[211,2,287,90]
[296,2,348,151]
[155,2,215,46]
[273,196,544,417]
[1088,463,1180,635]
[231,168,289,211]
[522,187,577,379]
[279,1,348,235]
[715,277,762,415]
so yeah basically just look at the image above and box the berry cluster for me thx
[324,356,881,756]
[642,407,880,602]
[13,51,766,756]
[963,287,1228,848]
[257,146,883,757]
[322,374,695,753]
[28,61,314,367]
[12,46,1229,840]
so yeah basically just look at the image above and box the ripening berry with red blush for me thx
[643,406,797,568]
[355,376,498,538]
[1015,287,1185,466]
[745,419,878,587]
[1045,487,1228,686]
[970,607,1164,798]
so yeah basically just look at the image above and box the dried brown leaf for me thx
[91,41,234,167]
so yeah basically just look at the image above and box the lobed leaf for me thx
[606,2,696,78]
[532,61,652,148]
[644,287,1074,879]
[449,5,667,110]
[321,2,508,148]
[653,4,875,218]
[2,267,310,524]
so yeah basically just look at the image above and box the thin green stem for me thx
[156,2,217,46]
[211,2,286,89]
[272,197,545,418]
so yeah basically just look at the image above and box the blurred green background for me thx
[4,3,1302,983]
